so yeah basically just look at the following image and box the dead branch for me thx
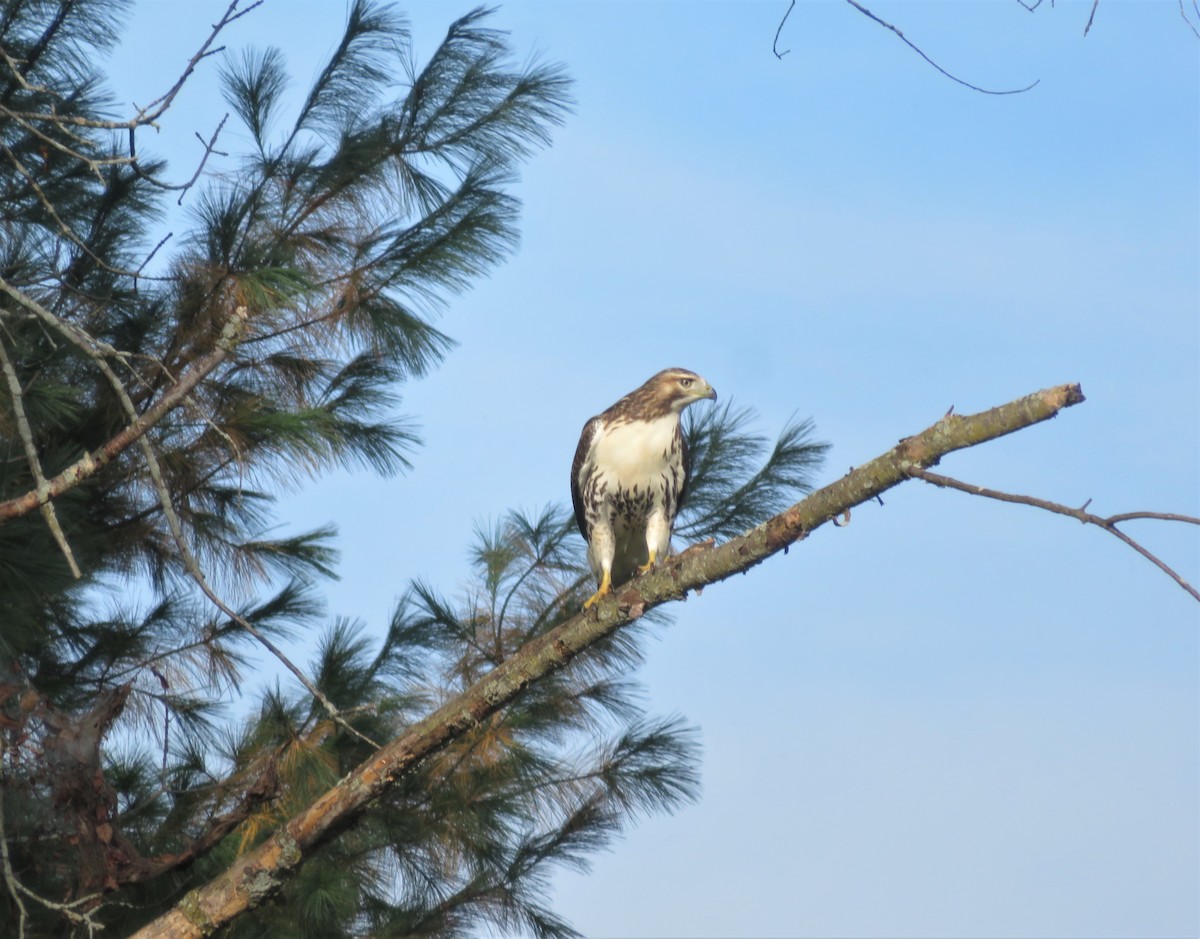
[127,383,1085,939]
[908,468,1199,602]
[772,0,1039,92]
[0,0,259,217]
[842,0,1039,94]
[774,0,796,58]
[128,113,231,205]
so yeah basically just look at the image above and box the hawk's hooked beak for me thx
[696,380,717,403]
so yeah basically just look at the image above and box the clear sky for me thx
[106,2,1197,936]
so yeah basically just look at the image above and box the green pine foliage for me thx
[0,2,828,937]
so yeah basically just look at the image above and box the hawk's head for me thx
[617,368,717,420]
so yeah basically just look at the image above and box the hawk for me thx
[571,368,717,609]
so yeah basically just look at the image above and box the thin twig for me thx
[909,467,1199,602]
[127,1,262,128]
[843,0,1040,94]
[1083,0,1100,35]
[128,113,230,203]
[135,231,174,289]
[773,0,795,59]
[0,331,81,577]
[1179,0,1200,39]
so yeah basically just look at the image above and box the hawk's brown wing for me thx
[570,416,603,541]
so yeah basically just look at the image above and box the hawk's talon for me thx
[583,571,612,609]
[636,550,657,576]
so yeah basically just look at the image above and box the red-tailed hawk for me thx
[571,368,717,608]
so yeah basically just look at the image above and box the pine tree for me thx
[0,2,827,936]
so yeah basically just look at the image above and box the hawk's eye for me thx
[679,378,693,388]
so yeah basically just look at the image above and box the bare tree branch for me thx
[0,0,260,205]
[842,0,1040,94]
[127,382,1086,939]
[908,468,1199,602]
[774,0,796,58]
[128,113,231,205]
[772,0,1044,92]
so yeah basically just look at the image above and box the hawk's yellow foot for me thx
[583,570,612,609]
[636,549,658,575]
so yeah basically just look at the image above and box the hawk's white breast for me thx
[589,413,680,490]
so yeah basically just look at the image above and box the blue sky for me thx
[107,2,1197,936]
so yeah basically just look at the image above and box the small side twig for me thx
[909,467,1199,602]
[128,113,230,204]
[1179,0,1200,39]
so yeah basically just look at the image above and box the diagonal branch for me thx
[128,382,1085,939]
[774,0,796,58]
[908,468,1199,602]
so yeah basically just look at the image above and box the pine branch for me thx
[0,281,374,747]
[0,331,80,576]
[0,286,248,523]
[127,382,1086,939]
